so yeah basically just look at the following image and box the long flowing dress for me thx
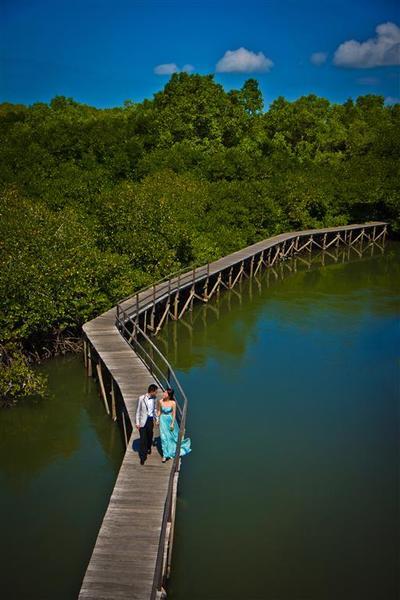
[159,404,191,459]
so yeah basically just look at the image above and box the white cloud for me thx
[154,63,179,75]
[333,22,400,68]
[385,96,400,105]
[216,47,273,73]
[154,62,195,75]
[310,52,328,66]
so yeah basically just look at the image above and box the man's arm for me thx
[135,395,143,429]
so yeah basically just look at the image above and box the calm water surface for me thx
[0,355,124,600]
[163,243,400,600]
[0,244,398,600]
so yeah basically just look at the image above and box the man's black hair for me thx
[148,384,158,393]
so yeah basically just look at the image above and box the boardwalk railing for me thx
[116,306,187,598]
[117,222,388,341]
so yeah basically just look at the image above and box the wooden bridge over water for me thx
[79,221,387,600]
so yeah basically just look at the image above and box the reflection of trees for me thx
[0,355,122,486]
[156,242,399,372]
[82,382,124,469]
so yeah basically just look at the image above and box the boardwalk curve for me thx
[80,221,387,600]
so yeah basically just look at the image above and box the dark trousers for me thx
[139,416,154,460]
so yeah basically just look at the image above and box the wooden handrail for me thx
[115,306,187,598]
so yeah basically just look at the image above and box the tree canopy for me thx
[0,74,399,402]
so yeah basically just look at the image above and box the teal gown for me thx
[159,405,191,459]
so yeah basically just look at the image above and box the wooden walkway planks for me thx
[80,308,172,600]
[79,452,171,600]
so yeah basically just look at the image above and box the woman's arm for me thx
[156,398,161,418]
[170,401,176,430]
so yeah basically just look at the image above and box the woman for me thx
[157,388,191,463]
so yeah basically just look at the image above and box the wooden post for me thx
[228,267,233,289]
[254,251,264,275]
[111,379,117,421]
[173,291,179,319]
[231,264,244,289]
[174,274,180,319]
[206,273,221,300]
[323,233,327,250]
[284,240,295,257]
[190,267,196,311]
[370,241,374,256]
[166,278,171,324]
[309,235,313,252]
[150,284,156,331]
[87,344,93,377]
[250,256,254,278]
[203,263,209,300]
[122,411,128,448]
[96,362,110,415]
[360,227,365,250]
[155,301,171,334]
[270,245,280,266]
[83,339,88,369]
[178,290,195,320]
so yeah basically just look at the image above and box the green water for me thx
[0,355,124,600]
[162,243,400,600]
[0,244,398,600]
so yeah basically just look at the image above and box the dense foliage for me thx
[0,344,47,407]
[0,74,399,401]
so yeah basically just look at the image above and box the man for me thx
[136,383,158,465]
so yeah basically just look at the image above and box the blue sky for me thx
[1,0,399,108]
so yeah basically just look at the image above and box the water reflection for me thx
[0,355,124,600]
[165,240,399,600]
[157,241,399,371]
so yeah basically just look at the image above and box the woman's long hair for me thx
[166,387,175,400]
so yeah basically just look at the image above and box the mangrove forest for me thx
[0,74,399,404]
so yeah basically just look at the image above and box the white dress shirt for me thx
[143,394,156,418]
[136,393,158,428]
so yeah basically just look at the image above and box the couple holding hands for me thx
[135,384,191,465]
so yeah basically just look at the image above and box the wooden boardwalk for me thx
[119,221,388,324]
[80,309,173,600]
[79,221,387,600]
